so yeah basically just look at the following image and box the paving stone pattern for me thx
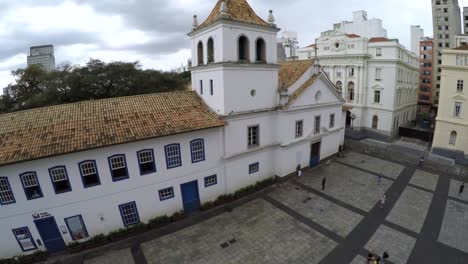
[338,152,404,179]
[364,225,416,264]
[386,186,433,233]
[438,200,468,253]
[84,249,134,264]
[141,199,337,264]
[297,162,393,212]
[409,170,439,191]
[268,182,364,238]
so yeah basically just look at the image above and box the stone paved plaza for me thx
[76,152,468,264]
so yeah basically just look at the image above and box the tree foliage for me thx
[0,59,190,114]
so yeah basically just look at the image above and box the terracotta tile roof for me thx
[281,74,319,109]
[369,37,391,43]
[346,34,360,38]
[0,91,225,167]
[278,60,315,89]
[453,44,468,50]
[197,0,270,30]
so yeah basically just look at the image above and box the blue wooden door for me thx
[180,180,200,214]
[34,217,66,252]
[310,142,321,168]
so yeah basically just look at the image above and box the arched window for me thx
[449,131,457,145]
[256,38,266,62]
[207,38,214,63]
[238,36,250,61]
[197,42,204,65]
[372,115,378,129]
[348,82,355,101]
[336,81,343,94]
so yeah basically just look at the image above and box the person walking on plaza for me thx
[460,182,465,195]
[366,252,374,264]
[374,256,381,264]
[381,251,389,263]
[322,177,326,191]
[380,194,386,209]
[378,175,382,185]
[419,155,424,166]
[296,164,302,177]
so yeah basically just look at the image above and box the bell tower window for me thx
[207,38,214,63]
[238,36,250,62]
[197,41,204,65]
[256,38,266,63]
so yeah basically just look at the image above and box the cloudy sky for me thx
[1,0,467,91]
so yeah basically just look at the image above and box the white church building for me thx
[298,15,419,140]
[0,0,345,259]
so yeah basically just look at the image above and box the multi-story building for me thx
[277,30,299,60]
[324,11,387,39]
[463,7,468,34]
[411,25,424,57]
[432,45,468,165]
[418,38,435,115]
[297,26,419,140]
[26,45,55,71]
[0,0,346,259]
[431,0,461,108]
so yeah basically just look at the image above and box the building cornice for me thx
[188,18,280,37]
[368,59,419,70]
[441,65,468,71]
[191,62,279,71]
[435,118,468,126]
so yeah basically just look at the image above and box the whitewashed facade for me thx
[298,32,419,139]
[0,0,345,259]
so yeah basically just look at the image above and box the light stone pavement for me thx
[297,162,393,212]
[438,199,468,253]
[448,179,468,201]
[78,152,468,264]
[337,152,404,179]
[385,186,433,233]
[364,225,416,264]
[141,199,337,264]
[268,182,364,238]
[393,138,428,152]
[84,248,134,264]
[409,170,439,191]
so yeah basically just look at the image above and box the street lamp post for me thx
[351,113,356,129]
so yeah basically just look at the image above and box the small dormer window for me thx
[238,36,250,62]
[256,38,266,63]
[207,38,214,63]
[335,42,340,48]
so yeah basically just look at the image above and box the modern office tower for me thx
[463,7,468,33]
[418,38,434,115]
[411,25,424,56]
[431,0,461,107]
[27,45,55,71]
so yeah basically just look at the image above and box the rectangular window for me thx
[158,187,174,201]
[108,155,129,181]
[137,149,156,175]
[204,175,217,187]
[376,48,382,56]
[0,177,15,205]
[65,215,89,241]
[457,80,464,92]
[79,161,101,188]
[374,90,381,103]
[329,114,335,129]
[12,227,37,252]
[348,67,355,77]
[20,172,43,200]
[314,116,321,134]
[375,68,382,80]
[210,80,214,95]
[200,80,203,95]
[248,125,259,148]
[336,67,342,77]
[454,102,462,117]
[190,139,205,163]
[249,162,259,174]
[118,202,140,227]
[165,144,182,169]
[49,166,72,194]
[295,120,303,138]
